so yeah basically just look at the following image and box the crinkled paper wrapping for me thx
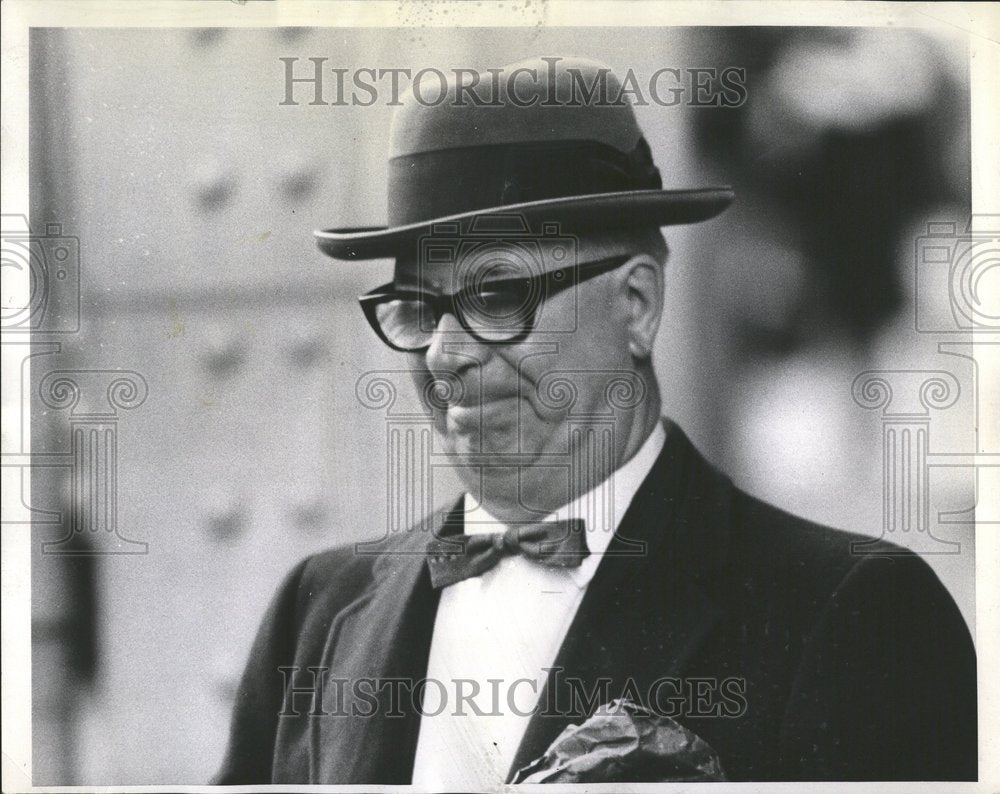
[513,698,727,783]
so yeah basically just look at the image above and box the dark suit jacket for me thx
[214,422,977,783]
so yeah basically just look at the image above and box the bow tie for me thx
[426,519,589,589]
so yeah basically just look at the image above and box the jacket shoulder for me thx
[729,482,915,585]
[680,435,963,633]
[721,481,972,666]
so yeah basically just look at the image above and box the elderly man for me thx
[215,58,976,785]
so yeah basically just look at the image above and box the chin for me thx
[444,426,521,459]
[437,407,560,463]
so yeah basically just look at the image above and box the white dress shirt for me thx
[411,422,666,788]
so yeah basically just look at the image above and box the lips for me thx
[423,367,540,427]
[429,376,524,409]
[445,395,525,431]
[450,392,520,408]
[448,394,521,412]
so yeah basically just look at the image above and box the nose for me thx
[424,310,487,374]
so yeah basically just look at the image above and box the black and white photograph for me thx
[1,1,997,791]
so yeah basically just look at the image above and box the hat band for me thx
[387,139,663,227]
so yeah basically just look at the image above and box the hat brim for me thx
[314,188,734,261]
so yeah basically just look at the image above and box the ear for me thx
[617,255,664,360]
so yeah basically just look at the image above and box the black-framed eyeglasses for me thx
[358,254,631,353]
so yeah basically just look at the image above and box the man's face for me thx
[403,236,643,486]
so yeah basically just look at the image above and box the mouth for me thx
[433,377,524,410]
[446,394,523,425]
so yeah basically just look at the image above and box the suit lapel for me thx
[314,503,463,784]
[507,421,733,779]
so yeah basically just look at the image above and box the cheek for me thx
[512,293,632,417]
[407,357,443,421]
[406,354,430,390]
[583,288,632,360]
[549,288,628,366]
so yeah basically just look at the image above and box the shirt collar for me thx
[464,420,667,589]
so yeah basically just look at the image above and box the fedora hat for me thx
[314,56,733,262]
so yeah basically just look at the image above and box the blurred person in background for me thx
[689,28,973,529]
